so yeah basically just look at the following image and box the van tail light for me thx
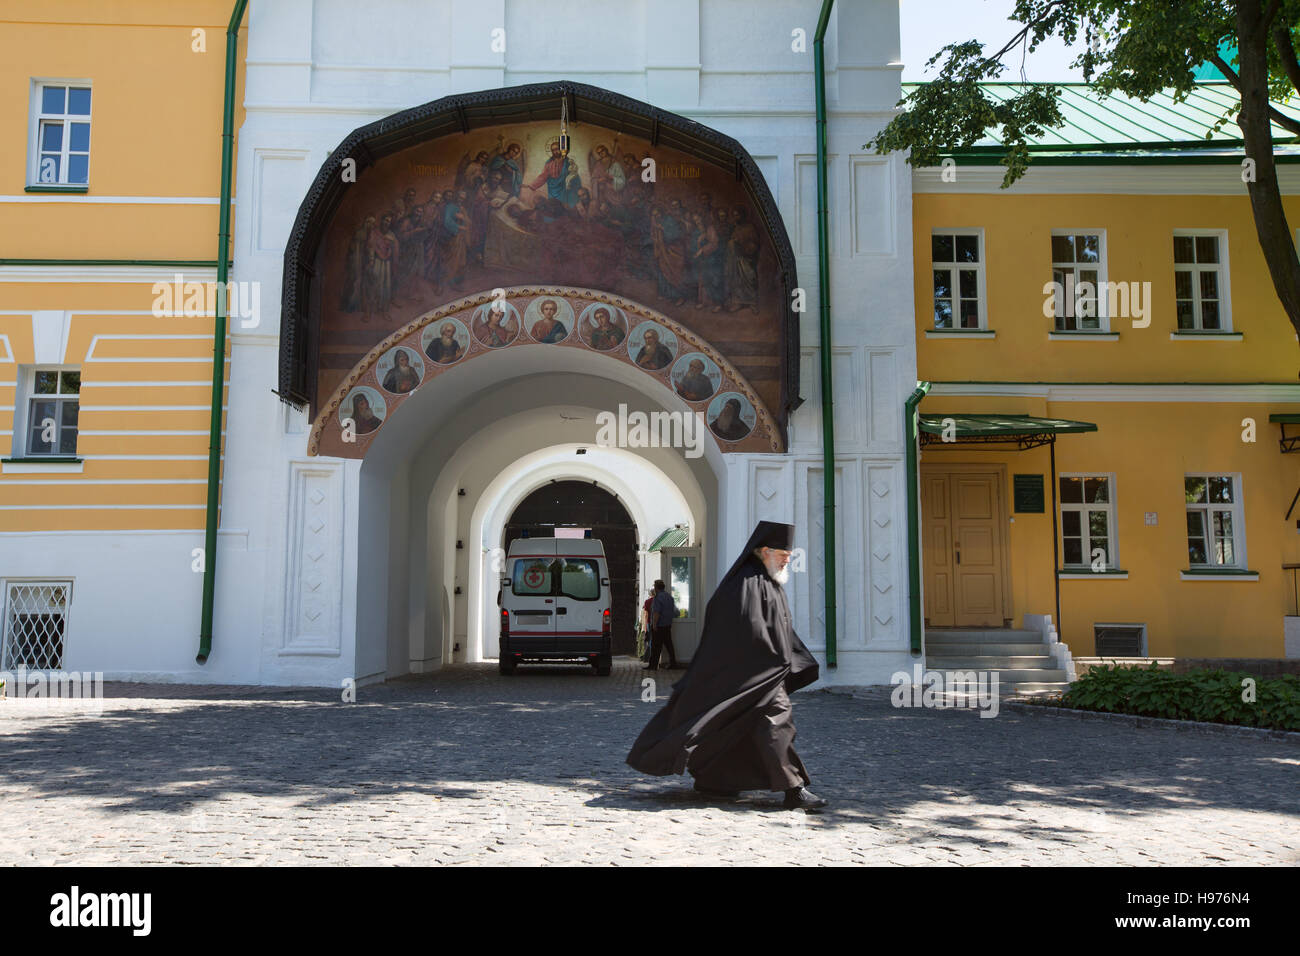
[602,607,610,637]
[500,608,509,637]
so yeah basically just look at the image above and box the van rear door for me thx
[553,548,605,653]
[507,552,558,651]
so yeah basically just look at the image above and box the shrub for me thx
[1062,663,1300,731]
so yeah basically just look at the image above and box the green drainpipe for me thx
[198,0,248,665]
[904,382,931,656]
[814,0,837,668]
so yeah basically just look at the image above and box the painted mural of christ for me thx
[529,140,582,208]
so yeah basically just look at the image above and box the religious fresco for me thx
[309,287,782,458]
[312,119,787,442]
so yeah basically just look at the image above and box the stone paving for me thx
[0,660,1296,865]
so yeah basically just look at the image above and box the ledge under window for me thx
[1170,331,1242,341]
[924,329,996,339]
[1048,331,1119,341]
[24,184,88,194]
[1,457,84,474]
[1180,568,1258,581]
[1059,568,1129,580]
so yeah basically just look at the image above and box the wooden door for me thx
[921,469,1007,627]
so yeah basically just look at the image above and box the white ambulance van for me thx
[498,537,612,675]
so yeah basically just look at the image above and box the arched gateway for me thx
[275,82,803,680]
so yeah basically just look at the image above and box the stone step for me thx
[1006,682,1072,695]
[927,655,1058,669]
[918,668,1070,683]
[927,642,1053,656]
[925,629,1044,643]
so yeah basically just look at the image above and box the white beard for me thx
[763,559,790,586]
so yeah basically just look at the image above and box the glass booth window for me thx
[670,555,693,618]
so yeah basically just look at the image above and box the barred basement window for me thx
[2,582,71,670]
[1094,624,1145,657]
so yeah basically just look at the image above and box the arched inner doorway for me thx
[504,480,639,655]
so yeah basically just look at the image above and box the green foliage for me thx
[1062,663,1300,731]
[870,0,1300,186]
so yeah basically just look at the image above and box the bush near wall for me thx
[1062,664,1300,732]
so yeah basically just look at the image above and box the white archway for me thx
[353,344,730,680]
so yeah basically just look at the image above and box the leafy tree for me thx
[873,0,1300,340]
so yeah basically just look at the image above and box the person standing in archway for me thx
[627,521,826,810]
[644,579,679,671]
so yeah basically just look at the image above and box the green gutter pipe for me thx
[198,0,248,665]
[904,382,931,656]
[814,0,837,668]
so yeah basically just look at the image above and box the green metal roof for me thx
[647,526,689,552]
[919,414,1098,436]
[1268,414,1300,424]
[898,81,1300,159]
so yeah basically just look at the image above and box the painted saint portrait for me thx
[376,346,424,394]
[339,386,387,436]
[671,352,721,403]
[471,300,521,349]
[420,318,470,365]
[524,296,575,344]
[627,321,677,372]
[578,303,628,351]
[707,391,755,443]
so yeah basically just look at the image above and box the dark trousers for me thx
[647,625,677,668]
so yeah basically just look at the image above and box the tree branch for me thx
[1274,22,1300,97]
[1269,105,1300,136]
[1262,0,1282,29]
[1209,52,1245,93]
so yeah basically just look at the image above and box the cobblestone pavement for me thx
[1,660,1296,865]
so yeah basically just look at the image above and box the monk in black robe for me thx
[626,521,827,810]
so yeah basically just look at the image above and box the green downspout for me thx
[814,0,837,668]
[904,382,931,655]
[198,0,248,665]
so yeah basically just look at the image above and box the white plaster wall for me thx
[192,0,916,686]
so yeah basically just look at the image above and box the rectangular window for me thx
[1050,231,1106,331]
[1059,474,1117,569]
[1093,624,1146,657]
[21,368,81,457]
[30,82,92,186]
[930,230,985,330]
[2,582,70,670]
[1173,231,1230,331]
[1185,474,1243,567]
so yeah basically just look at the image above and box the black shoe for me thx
[783,787,828,810]
[694,781,740,798]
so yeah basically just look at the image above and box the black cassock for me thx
[626,521,819,792]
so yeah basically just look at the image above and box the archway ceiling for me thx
[278,81,800,445]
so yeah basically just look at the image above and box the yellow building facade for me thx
[0,1,244,671]
[912,110,1300,661]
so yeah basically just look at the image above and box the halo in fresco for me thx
[707,391,755,443]
[578,302,628,351]
[339,385,387,436]
[420,317,470,365]
[523,296,575,344]
[376,345,425,394]
[671,352,721,403]
[627,320,677,372]
[470,300,521,349]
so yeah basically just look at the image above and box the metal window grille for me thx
[1094,624,1145,657]
[2,582,70,670]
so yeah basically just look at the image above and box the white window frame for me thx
[929,228,987,331]
[1173,229,1232,332]
[1184,473,1246,569]
[1049,228,1109,332]
[27,79,92,187]
[1058,472,1119,570]
[13,365,81,458]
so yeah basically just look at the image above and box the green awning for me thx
[1268,414,1300,424]
[919,414,1097,449]
[647,526,689,552]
